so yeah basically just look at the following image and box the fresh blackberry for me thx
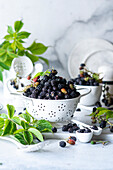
[80,63,85,67]
[84,128,91,133]
[62,125,68,131]
[110,126,113,132]
[64,94,70,99]
[52,127,57,133]
[93,107,97,112]
[70,91,77,98]
[67,123,73,128]
[53,86,57,91]
[95,101,101,107]
[77,129,85,133]
[36,85,42,91]
[72,126,79,131]
[51,91,56,98]
[76,108,81,111]
[30,87,35,92]
[58,91,64,99]
[43,75,49,82]
[21,83,24,87]
[18,112,22,115]
[99,120,106,129]
[68,128,73,133]
[40,91,46,98]
[58,84,64,90]
[51,69,57,76]
[69,136,76,141]
[59,141,66,148]
[51,80,57,86]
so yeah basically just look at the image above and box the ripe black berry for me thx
[52,127,57,133]
[68,128,73,133]
[110,126,113,132]
[69,136,76,141]
[62,125,68,131]
[76,108,81,111]
[59,141,66,148]
[99,120,106,129]
[91,125,98,130]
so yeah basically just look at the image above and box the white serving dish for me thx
[76,130,93,143]
[75,85,102,106]
[68,38,113,78]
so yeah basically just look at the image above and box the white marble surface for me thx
[0,0,113,78]
[0,84,113,170]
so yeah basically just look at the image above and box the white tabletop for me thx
[0,83,113,170]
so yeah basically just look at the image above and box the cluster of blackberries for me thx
[23,69,80,100]
[10,80,24,90]
[102,85,113,107]
[10,80,19,90]
[77,128,91,133]
[62,122,79,133]
[73,63,99,86]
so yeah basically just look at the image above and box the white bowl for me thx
[75,85,102,106]
[76,130,93,143]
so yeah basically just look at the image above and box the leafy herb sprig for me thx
[0,20,49,81]
[89,107,113,126]
[0,104,52,145]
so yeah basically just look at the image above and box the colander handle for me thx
[76,87,91,98]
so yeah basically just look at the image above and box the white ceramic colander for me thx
[22,88,91,122]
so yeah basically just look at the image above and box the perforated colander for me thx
[23,87,91,122]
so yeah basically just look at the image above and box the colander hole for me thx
[41,103,42,105]
[59,110,61,111]
[61,104,63,106]
[64,105,66,107]
[43,109,45,111]
[58,106,60,108]
[44,106,45,107]
[62,109,64,111]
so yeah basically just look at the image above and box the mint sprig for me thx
[0,20,49,81]
[0,104,52,145]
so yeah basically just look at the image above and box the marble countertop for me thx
[0,83,113,170]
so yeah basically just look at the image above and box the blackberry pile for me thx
[73,63,99,86]
[23,69,80,100]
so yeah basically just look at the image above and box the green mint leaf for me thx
[23,130,33,145]
[34,120,52,132]
[7,26,14,34]
[14,129,25,134]
[13,133,27,145]
[38,56,49,66]
[17,50,25,56]
[0,62,10,70]
[7,51,18,59]
[17,31,31,39]
[4,34,13,41]
[25,51,39,63]
[7,104,15,119]
[0,53,7,62]
[10,122,16,134]
[18,40,25,43]
[19,113,31,123]
[4,57,13,67]
[0,48,6,56]
[0,113,8,119]
[16,41,24,50]
[14,20,24,32]
[33,69,50,79]
[28,127,44,142]
[0,129,3,136]
[27,41,48,55]
[12,116,21,125]
[11,41,16,51]
[2,119,13,136]
[0,117,4,129]
[21,120,30,130]
[0,68,3,82]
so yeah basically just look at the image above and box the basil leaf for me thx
[0,68,3,82]
[27,41,48,55]
[16,41,24,50]
[0,117,4,129]
[4,35,13,41]
[21,120,30,129]
[0,129,3,136]
[12,116,21,125]
[7,104,15,118]
[10,122,16,134]
[19,113,31,123]
[17,31,31,39]
[14,129,25,134]
[7,51,18,58]
[28,127,44,142]
[14,20,24,32]
[38,56,49,66]
[13,133,27,145]
[7,26,14,34]
[35,120,52,132]
[0,53,7,62]
[23,131,33,145]
[2,119,13,136]
[11,41,16,51]
[25,51,39,63]
[0,113,8,119]
[0,62,10,70]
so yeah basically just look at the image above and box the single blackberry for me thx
[36,85,42,91]
[95,101,101,107]
[100,120,106,129]
[52,127,57,133]
[43,75,49,82]
[77,129,85,133]
[69,136,76,141]
[110,126,113,132]
[80,63,85,67]
[76,108,81,111]
[51,80,57,86]
[67,123,73,128]
[64,94,70,99]
[91,125,98,130]
[58,84,64,90]
[93,107,97,112]
[68,128,73,133]
[62,125,68,131]
[53,86,57,91]
[59,141,66,148]
[84,128,91,133]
